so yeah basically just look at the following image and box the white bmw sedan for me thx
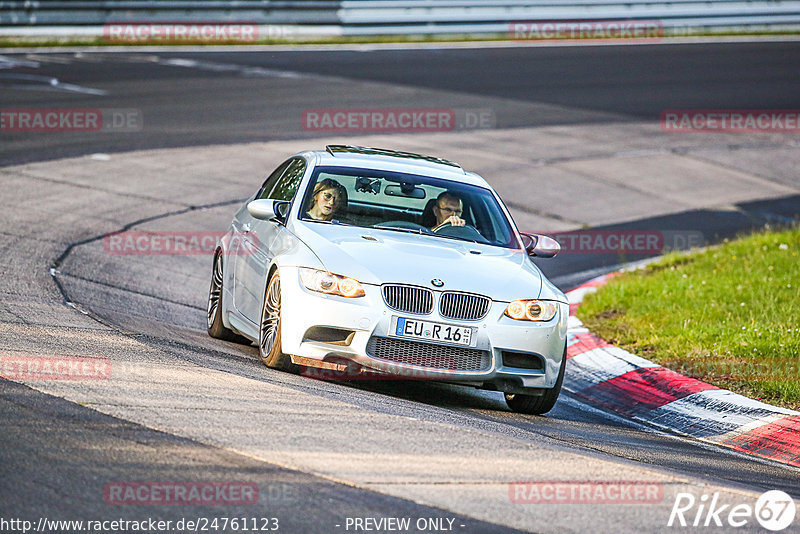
[207,145,568,414]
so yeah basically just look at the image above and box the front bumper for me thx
[279,266,568,391]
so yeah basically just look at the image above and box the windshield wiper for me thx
[433,233,481,244]
[372,225,433,235]
[372,225,483,244]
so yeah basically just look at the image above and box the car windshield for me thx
[298,166,520,249]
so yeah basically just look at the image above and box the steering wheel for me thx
[433,222,491,244]
[433,221,465,233]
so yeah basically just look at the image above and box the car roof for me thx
[300,145,489,188]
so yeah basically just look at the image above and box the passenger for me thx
[306,178,348,221]
[431,190,466,231]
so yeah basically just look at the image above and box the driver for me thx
[431,191,466,231]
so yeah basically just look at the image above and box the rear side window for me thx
[270,159,306,201]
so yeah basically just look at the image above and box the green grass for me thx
[1,29,799,48]
[0,35,505,48]
[578,226,800,409]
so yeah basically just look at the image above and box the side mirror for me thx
[520,233,560,258]
[247,199,290,223]
[273,200,291,222]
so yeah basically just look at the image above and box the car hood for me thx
[291,222,551,302]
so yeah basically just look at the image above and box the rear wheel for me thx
[207,251,250,343]
[259,271,296,371]
[505,344,567,415]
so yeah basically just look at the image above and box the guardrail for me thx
[0,1,341,25]
[338,0,800,35]
[1,0,799,36]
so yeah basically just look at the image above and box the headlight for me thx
[505,300,558,321]
[299,268,365,298]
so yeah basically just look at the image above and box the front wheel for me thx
[505,344,567,415]
[259,271,296,371]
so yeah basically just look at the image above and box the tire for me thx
[505,344,567,415]
[207,251,250,344]
[259,270,296,371]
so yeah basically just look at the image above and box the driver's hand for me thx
[433,216,465,231]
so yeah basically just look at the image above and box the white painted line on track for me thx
[0,73,108,95]
[0,55,40,68]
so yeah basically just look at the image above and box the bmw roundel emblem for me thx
[431,279,444,288]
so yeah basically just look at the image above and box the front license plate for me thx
[393,317,473,347]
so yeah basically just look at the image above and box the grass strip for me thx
[1,30,799,48]
[578,226,800,409]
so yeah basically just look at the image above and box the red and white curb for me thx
[564,273,800,468]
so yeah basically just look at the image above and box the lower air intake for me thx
[366,336,490,372]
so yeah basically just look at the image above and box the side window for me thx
[270,158,306,201]
[255,160,291,200]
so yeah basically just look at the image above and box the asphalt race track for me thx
[1,41,800,533]
[4,40,800,166]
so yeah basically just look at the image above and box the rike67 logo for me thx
[668,490,796,531]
